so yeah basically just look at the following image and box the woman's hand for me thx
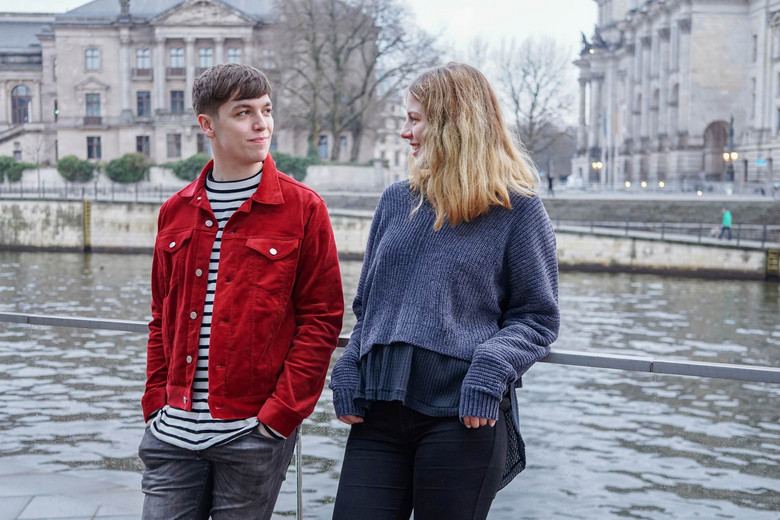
[338,415,364,425]
[463,416,496,429]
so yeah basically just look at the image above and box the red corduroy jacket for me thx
[141,154,344,437]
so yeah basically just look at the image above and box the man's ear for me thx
[198,113,215,138]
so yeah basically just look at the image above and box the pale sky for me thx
[0,0,598,53]
[0,0,598,123]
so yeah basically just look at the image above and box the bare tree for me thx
[22,132,53,191]
[495,37,573,159]
[271,0,438,162]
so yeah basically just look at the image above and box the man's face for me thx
[203,94,274,166]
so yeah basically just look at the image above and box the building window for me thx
[87,136,101,159]
[170,47,184,68]
[198,48,213,68]
[137,91,151,117]
[197,133,210,155]
[85,93,101,124]
[136,48,151,69]
[11,85,32,124]
[170,90,184,114]
[227,48,242,63]
[318,135,328,159]
[136,135,150,158]
[54,99,59,122]
[339,135,348,158]
[262,49,275,69]
[167,134,181,158]
[752,78,757,119]
[752,35,758,63]
[85,48,100,70]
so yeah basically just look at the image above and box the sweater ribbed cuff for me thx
[459,386,500,422]
[331,387,364,418]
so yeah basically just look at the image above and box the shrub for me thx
[273,151,315,182]
[169,154,211,181]
[0,156,34,183]
[57,155,97,182]
[105,153,149,183]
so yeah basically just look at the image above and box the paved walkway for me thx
[0,460,296,520]
[0,460,142,519]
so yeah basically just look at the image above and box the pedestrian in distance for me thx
[138,63,344,520]
[547,172,555,197]
[719,208,732,240]
[329,62,560,520]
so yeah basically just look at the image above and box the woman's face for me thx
[400,94,426,160]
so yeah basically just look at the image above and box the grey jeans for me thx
[138,427,297,520]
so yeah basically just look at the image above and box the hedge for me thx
[57,155,97,182]
[168,154,211,181]
[272,152,315,182]
[105,153,149,183]
[0,156,35,183]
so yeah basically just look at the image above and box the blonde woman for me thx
[329,63,559,520]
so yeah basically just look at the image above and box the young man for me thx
[139,63,344,519]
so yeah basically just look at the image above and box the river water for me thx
[0,250,778,519]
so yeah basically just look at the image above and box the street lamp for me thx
[591,161,603,171]
[659,181,665,188]
[625,181,631,188]
[723,150,738,182]
[641,181,647,188]
[723,116,737,183]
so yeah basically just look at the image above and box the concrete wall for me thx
[304,164,394,193]
[557,231,766,279]
[0,199,772,279]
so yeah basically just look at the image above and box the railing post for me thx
[296,431,303,520]
[625,209,631,236]
[698,222,702,243]
[41,182,45,199]
[135,182,139,203]
[736,223,741,246]
[762,223,767,249]
[661,219,665,240]
[590,219,594,234]
[111,182,115,202]
[81,186,85,200]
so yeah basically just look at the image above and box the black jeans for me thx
[332,401,507,520]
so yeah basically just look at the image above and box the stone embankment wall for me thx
[318,193,780,226]
[0,200,772,279]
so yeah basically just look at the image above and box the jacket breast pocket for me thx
[155,229,194,292]
[245,237,300,299]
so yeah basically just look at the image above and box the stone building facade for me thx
[0,0,376,167]
[573,0,779,189]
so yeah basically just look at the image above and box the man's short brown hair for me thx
[192,63,272,116]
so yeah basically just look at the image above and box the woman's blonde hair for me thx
[407,62,539,230]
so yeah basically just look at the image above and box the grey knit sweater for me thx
[330,180,559,422]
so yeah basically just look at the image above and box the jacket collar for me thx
[182,154,285,210]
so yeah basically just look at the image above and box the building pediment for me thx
[74,77,110,91]
[152,0,255,26]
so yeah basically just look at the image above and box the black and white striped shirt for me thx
[151,169,264,450]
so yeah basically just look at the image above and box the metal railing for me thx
[552,219,780,248]
[2,311,779,519]
[1,312,777,384]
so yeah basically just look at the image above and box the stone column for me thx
[185,37,196,111]
[640,36,651,138]
[0,81,7,124]
[32,81,42,122]
[215,37,225,64]
[577,78,587,151]
[658,27,670,137]
[154,37,166,113]
[243,37,253,66]
[119,29,132,123]
[677,18,691,137]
